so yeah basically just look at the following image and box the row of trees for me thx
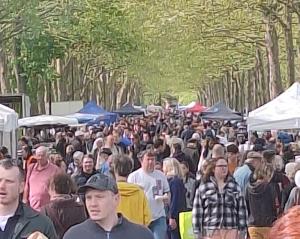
[193,0,300,112]
[1,0,299,114]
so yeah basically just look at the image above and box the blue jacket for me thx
[233,163,253,195]
[167,176,187,219]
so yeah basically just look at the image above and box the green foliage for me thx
[0,0,299,101]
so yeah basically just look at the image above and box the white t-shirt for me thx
[128,168,170,221]
[0,213,14,231]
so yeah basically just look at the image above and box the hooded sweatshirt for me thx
[246,181,277,227]
[117,182,151,226]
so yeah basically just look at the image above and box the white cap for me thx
[295,170,300,188]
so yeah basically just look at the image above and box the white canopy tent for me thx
[18,115,78,128]
[0,104,18,158]
[178,101,196,111]
[247,82,300,131]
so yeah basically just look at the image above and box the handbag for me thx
[179,211,194,239]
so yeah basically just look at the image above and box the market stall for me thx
[0,104,18,158]
[247,82,300,131]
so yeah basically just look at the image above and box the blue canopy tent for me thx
[200,102,242,121]
[67,101,117,125]
[114,103,144,116]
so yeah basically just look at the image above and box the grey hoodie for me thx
[63,214,154,239]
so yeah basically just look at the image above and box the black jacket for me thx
[246,181,277,227]
[183,146,199,174]
[12,203,57,239]
[63,214,154,239]
[73,170,97,187]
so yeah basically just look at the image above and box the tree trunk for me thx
[256,48,267,105]
[264,15,283,99]
[37,75,46,114]
[240,71,245,114]
[284,0,295,86]
[230,69,235,108]
[0,36,7,94]
[219,79,225,103]
[55,58,67,101]
[13,37,26,93]
[246,69,253,112]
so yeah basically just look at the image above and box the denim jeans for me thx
[148,216,167,239]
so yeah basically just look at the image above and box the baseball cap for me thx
[78,174,118,194]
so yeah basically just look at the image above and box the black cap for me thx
[78,174,118,194]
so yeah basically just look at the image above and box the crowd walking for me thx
[1,111,300,238]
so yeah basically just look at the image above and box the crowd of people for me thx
[1,111,300,238]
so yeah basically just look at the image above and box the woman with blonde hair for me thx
[163,158,187,239]
[192,157,247,239]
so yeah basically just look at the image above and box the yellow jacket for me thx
[117,182,151,226]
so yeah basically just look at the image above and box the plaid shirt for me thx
[192,176,247,236]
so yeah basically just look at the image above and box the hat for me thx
[75,131,84,137]
[100,148,112,156]
[226,144,239,154]
[78,174,118,194]
[247,151,262,160]
[295,170,300,188]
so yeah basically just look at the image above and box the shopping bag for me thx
[179,211,194,239]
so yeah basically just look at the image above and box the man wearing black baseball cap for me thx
[63,174,154,239]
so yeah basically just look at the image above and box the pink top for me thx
[26,162,61,211]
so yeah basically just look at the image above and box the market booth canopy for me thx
[0,104,18,158]
[201,102,242,121]
[79,101,110,115]
[248,82,300,131]
[186,102,206,113]
[18,115,78,128]
[0,104,18,132]
[114,103,144,116]
[68,101,117,125]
